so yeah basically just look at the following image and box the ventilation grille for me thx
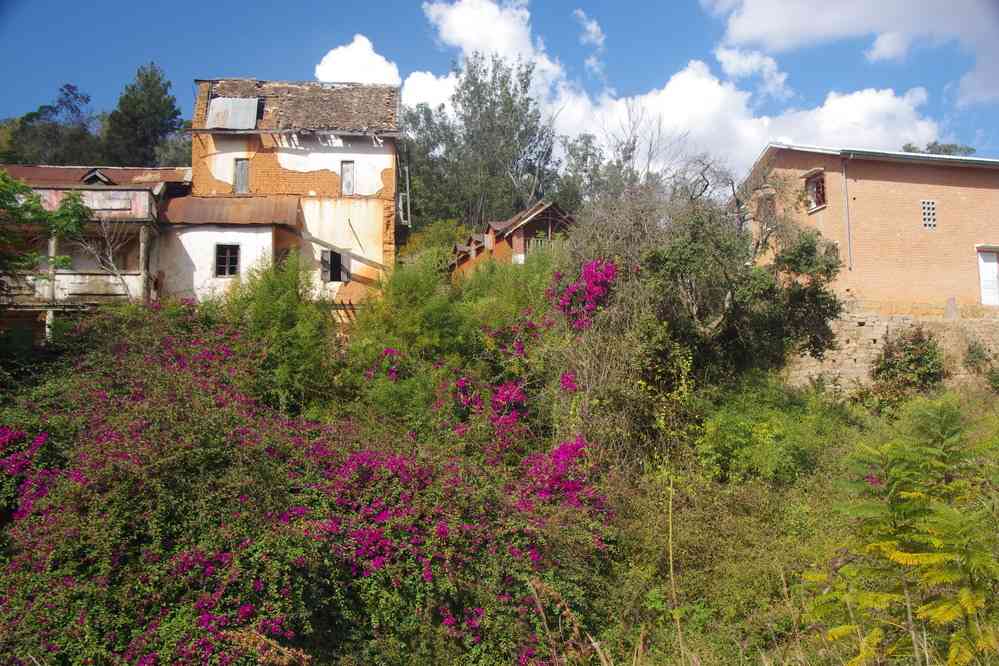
[922,200,937,229]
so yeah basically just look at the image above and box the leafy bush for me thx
[0,300,612,664]
[963,337,992,375]
[222,253,341,415]
[861,326,947,412]
[697,376,855,484]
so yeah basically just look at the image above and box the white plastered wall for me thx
[154,225,274,300]
[299,198,385,300]
[205,133,393,196]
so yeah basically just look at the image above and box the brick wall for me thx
[770,148,999,312]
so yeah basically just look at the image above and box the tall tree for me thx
[403,54,560,229]
[901,141,976,156]
[2,85,103,165]
[103,63,182,167]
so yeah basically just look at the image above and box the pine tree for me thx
[103,63,182,167]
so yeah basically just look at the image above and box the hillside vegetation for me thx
[3,167,998,666]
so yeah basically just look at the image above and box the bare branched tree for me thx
[69,220,139,299]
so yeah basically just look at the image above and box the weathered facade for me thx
[1,78,403,339]
[452,201,573,278]
[752,143,999,315]
[0,166,191,337]
[184,79,401,303]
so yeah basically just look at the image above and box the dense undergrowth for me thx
[2,224,998,664]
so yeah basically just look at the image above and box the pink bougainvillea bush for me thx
[0,301,613,664]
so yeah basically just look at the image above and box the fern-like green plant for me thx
[804,396,999,665]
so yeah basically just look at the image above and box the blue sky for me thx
[2,0,998,171]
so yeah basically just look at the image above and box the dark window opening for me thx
[215,244,240,277]
[321,249,349,282]
[805,173,826,210]
[234,158,250,194]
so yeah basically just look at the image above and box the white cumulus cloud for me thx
[314,34,401,85]
[703,0,999,106]
[714,47,790,99]
[312,1,943,174]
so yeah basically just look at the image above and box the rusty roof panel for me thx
[205,97,259,130]
[0,165,191,186]
[196,80,400,134]
[161,196,300,228]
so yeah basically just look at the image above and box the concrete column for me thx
[45,234,57,341]
[138,224,150,302]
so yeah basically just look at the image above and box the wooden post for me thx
[138,224,150,302]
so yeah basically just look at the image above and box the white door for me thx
[979,251,999,306]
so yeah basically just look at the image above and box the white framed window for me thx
[979,250,999,306]
[921,200,937,229]
[341,161,355,196]
[321,249,349,282]
[234,158,250,194]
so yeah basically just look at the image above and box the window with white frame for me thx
[341,161,355,196]
[921,200,937,229]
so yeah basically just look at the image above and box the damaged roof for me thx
[195,79,401,135]
[487,201,573,237]
[160,196,300,228]
[1,165,192,187]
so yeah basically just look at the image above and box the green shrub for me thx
[223,252,341,414]
[805,394,999,666]
[964,337,992,375]
[861,326,946,412]
[697,376,854,484]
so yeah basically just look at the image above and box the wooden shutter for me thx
[320,250,331,282]
[341,161,355,196]
[234,159,249,194]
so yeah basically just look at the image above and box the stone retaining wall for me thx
[786,301,999,387]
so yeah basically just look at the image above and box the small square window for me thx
[321,249,349,282]
[805,174,826,210]
[215,244,240,277]
[341,161,355,196]
[922,200,937,229]
[234,158,250,194]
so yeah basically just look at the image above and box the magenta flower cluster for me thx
[547,259,618,330]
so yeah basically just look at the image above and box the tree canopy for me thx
[901,140,976,156]
[103,63,183,166]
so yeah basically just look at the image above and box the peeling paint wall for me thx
[154,226,274,300]
[192,133,394,199]
[299,198,387,302]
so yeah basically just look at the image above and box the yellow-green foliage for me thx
[806,395,999,666]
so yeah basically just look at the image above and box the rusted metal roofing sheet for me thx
[205,97,259,130]
[195,79,401,134]
[160,196,300,228]
[0,165,191,186]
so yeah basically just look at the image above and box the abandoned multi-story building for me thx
[0,79,404,338]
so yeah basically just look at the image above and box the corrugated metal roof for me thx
[0,164,191,185]
[205,97,259,130]
[160,196,300,228]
